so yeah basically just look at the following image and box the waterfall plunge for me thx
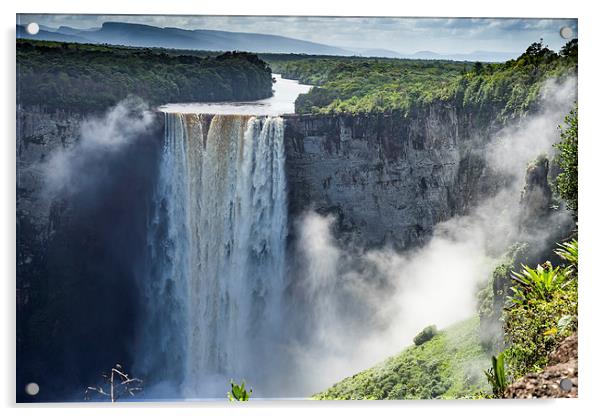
[140,113,288,398]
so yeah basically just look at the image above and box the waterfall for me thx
[139,113,288,398]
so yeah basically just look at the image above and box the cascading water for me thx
[139,112,288,398]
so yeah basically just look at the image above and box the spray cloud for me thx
[41,96,157,197]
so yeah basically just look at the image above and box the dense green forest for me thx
[267,40,577,118]
[17,40,273,112]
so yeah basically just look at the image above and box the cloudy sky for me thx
[18,15,577,54]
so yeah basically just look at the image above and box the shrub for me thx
[504,279,577,377]
[413,325,438,346]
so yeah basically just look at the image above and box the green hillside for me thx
[314,317,490,400]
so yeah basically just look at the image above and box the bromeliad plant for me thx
[555,239,578,271]
[508,261,573,305]
[228,380,252,401]
[484,352,508,398]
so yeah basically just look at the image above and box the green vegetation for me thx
[503,239,578,378]
[316,237,578,400]
[508,262,574,305]
[484,352,508,398]
[267,56,469,114]
[554,106,578,214]
[267,40,577,119]
[314,317,490,400]
[556,239,578,271]
[413,325,438,346]
[17,39,273,112]
[227,380,252,401]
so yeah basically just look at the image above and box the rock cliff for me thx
[17,107,163,401]
[283,106,504,248]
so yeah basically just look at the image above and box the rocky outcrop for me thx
[283,106,503,248]
[505,333,578,398]
[519,157,553,231]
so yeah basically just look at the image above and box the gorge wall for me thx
[283,106,505,249]
[16,102,505,400]
[17,107,163,401]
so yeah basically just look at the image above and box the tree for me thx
[560,39,578,59]
[554,106,578,214]
[84,364,143,402]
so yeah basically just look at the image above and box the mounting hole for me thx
[559,378,573,392]
[25,382,40,396]
[25,22,40,35]
[560,26,573,40]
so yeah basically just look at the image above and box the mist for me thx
[287,76,577,395]
[41,96,157,197]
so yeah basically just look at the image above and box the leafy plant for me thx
[555,239,578,271]
[484,352,508,398]
[228,380,252,401]
[508,261,573,305]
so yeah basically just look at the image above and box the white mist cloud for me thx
[486,76,578,178]
[289,76,577,395]
[41,97,156,196]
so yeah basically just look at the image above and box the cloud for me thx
[18,14,577,55]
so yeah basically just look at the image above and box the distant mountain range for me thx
[17,21,518,62]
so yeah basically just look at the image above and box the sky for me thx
[17,15,578,55]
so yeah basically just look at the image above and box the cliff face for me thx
[283,105,504,248]
[17,108,163,401]
[18,103,506,256]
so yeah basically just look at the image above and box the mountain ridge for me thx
[18,21,517,61]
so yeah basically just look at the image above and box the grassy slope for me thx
[314,317,490,400]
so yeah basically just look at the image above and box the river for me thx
[158,74,312,115]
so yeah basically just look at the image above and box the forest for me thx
[267,40,577,119]
[16,39,274,112]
